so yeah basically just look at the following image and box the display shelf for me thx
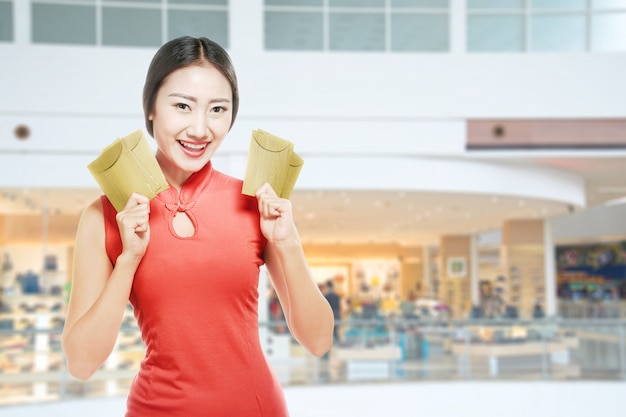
[501,245,545,318]
[0,300,144,405]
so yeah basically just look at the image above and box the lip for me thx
[178,140,210,157]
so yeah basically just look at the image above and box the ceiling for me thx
[2,152,626,247]
[291,152,626,246]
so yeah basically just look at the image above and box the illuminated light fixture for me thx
[605,196,626,206]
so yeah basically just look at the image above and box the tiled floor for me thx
[1,381,625,417]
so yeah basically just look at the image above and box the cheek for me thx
[152,112,180,134]
[212,118,233,137]
[151,120,174,146]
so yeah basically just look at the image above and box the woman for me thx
[62,36,334,416]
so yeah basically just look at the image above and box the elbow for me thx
[63,345,101,381]
[62,336,100,381]
[66,360,97,381]
[288,304,335,357]
[309,338,333,358]
[303,319,335,358]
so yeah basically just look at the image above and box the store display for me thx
[501,245,546,318]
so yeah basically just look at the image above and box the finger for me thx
[117,212,149,231]
[134,220,149,233]
[117,203,150,231]
[124,193,151,211]
[255,183,278,198]
[257,193,277,216]
[262,197,290,219]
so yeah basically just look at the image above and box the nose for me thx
[186,112,209,140]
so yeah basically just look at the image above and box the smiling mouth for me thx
[178,140,208,151]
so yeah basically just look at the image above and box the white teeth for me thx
[180,141,207,150]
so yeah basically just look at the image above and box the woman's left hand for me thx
[255,183,295,242]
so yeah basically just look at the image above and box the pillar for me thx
[543,220,557,318]
[501,219,545,319]
[439,235,472,319]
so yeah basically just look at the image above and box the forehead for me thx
[159,64,231,96]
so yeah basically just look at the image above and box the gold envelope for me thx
[241,129,304,199]
[87,129,169,212]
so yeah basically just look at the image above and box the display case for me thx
[0,299,144,405]
[501,244,545,318]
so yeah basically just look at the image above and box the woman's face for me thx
[149,63,233,186]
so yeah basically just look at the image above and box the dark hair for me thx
[142,36,239,136]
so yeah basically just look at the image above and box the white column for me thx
[104,337,120,395]
[470,234,480,306]
[13,0,30,44]
[33,314,50,399]
[422,246,431,297]
[544,220,557,317]
[229,0,264,54]
[450,0,467,54]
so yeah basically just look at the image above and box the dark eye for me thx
[212,106,225,113]
[176,103,190,111]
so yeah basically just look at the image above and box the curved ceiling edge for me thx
[295,155,586,208]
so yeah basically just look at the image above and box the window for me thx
[30,0,229,48]
[531,13,586,52]
[102,7,161,47]
[329,12,386,51]
[32,3,97,46]
[467,0,626,52]
[391,12,448,52]
[169,9,228,46]
[264,0,450,52]
[592,0,626,51]
[530,0,586,52]
[0,0,13,42]
[592,12,626,51]
[467,13,525,52]
[265,11,324,50]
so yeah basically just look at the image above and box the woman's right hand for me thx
[116,193,151,259]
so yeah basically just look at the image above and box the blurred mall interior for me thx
[1,0,626,415]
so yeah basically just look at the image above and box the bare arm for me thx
[62,194,150,380]
[257,184,334,357]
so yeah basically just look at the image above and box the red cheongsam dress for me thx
[102,162,289,416]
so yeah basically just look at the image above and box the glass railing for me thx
[1,317,625,407]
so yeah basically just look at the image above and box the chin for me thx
[182,157,211,172]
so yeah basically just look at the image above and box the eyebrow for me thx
[168,93,231,104]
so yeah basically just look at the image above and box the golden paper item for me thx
[87,129,169,212]
[242,129,304,199]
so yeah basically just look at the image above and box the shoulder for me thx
[81,195,121,232]
[211,168,257,207]
[79,197,105,228]
[212,168,244,189]
[74,196,106,247]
